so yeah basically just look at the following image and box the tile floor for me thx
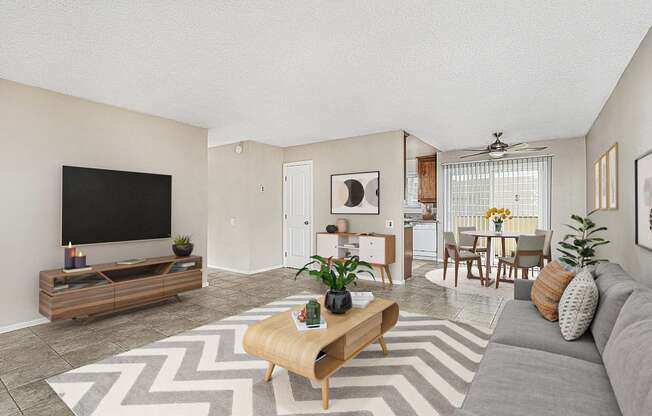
[0,260,506,415]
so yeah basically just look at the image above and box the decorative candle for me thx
[73,251,87,268]
[64,242,77,269]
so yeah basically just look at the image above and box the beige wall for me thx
[284,131,405,282]
[585,28,652,285]
[0,79,208,330]
[208,141,284,272]
[437,136,587,259]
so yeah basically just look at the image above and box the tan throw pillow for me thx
[531,261,576,321]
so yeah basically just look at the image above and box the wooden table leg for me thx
[384,265,393,286]
[468,236,480,279]
[322,378,329,409]
[380,266,386,286]
[264,362,275,382]
[485,237,492,285]
[378,336,389,355]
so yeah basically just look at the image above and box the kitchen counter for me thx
[404,219,439,224]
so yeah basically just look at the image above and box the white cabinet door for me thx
[359,236,385,264]
[317,234,339,258]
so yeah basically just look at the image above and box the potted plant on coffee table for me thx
[296,255,374,314]
[172,234,194,257]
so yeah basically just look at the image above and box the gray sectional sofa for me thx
[457,263,651,416]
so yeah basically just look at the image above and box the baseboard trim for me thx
[207,264,284,275]
[356,274,405,285]
[0,317,50,334]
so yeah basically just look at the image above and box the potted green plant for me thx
[422,205,434,220]
[296,255,374,314]
[172,234,194,257]
[557,212,610,269]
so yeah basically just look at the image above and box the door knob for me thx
[304,221,309,225]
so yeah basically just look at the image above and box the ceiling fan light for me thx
[489,151,505,158]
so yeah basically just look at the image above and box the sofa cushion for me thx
[594,262,631,283]
[461,343,621,416]
[558,269,599,341]
[531,261,576,321]
[493,300,602,363]
[602,289,652,416]
[590,263,639,354]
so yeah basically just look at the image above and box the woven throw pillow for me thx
[531,261,576,321]
[558,269,599,340]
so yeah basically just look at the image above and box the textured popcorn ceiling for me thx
[1,1,650,149]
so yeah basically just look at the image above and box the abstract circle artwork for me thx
[331,171,380,214]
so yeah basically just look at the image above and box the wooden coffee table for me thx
[243,297,399,409]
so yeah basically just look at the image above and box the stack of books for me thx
[291,311,327,331]
[341,243,359,249]
[350,292,374,308]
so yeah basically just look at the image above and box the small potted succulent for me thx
[296,255,374,314]
[172,234,194,257]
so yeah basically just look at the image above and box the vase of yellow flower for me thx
[484,207,513,233]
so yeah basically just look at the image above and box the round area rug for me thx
[425,268,515,300]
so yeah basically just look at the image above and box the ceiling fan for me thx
[460,132,548,159]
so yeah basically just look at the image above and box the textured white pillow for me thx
[558,269,599,341]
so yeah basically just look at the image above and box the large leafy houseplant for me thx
[296,255,374,314]
[557,212,610,269]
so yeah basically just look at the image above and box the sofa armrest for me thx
[514,279,535,301]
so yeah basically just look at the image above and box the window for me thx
[442,156,552,256]
[404,159,421,209]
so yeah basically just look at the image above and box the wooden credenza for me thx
[39,255,203,320]
[316,232,395,285]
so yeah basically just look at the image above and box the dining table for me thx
[460,230,535,287]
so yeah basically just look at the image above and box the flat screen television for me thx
[62,166,172,245]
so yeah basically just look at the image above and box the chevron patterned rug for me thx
[47,294,492,416]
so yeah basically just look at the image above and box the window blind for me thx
[442,155,552,254]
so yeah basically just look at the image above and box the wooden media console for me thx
[39,255,203,320]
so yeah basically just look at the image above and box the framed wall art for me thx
[607,143,618,209]
[594,160,601,210]
[600,154,608,210]
[331,171,380,215]
[635,149,652,251]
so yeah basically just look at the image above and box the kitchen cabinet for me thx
[417,155,437,203]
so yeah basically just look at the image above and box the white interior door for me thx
[283,162,313,268]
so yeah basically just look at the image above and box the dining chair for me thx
[443,231,484,287]
[508,229,553,270]
[535,229,554,264]
[496,234,545,288]
[458,226,487,254]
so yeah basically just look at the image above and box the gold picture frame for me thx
[607,143,618,209]
[594,160,601,210]
[600,154,608,210]
[593,143,618,211]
